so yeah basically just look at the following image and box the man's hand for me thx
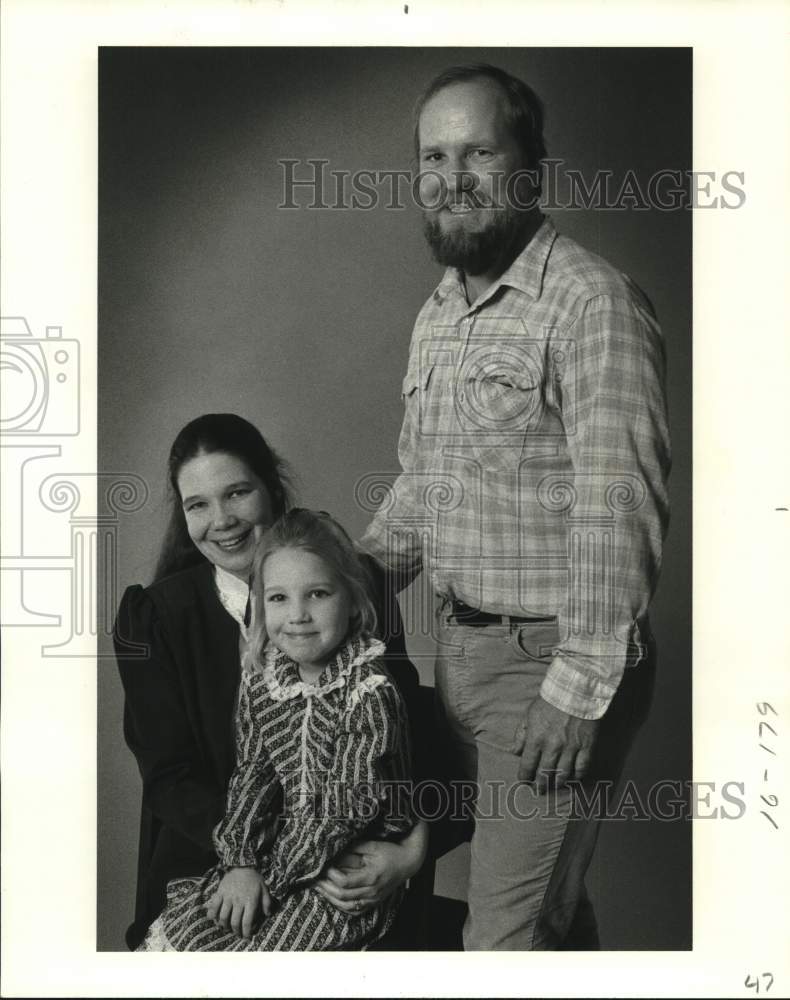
[512,695,600,793]
[206,866,273,939]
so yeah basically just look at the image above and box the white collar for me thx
[214,566,254,633]
[255,634,386,701]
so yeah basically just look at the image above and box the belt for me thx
[447,599,557,628]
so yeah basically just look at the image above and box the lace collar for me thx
[258,633,386,701]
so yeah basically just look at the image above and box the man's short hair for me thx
[413,63,548,186]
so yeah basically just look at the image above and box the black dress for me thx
[114,558,418,951]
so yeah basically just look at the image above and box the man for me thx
[360,64,671,950]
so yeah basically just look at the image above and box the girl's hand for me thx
[314,821,428,914]
[206,866,273,939]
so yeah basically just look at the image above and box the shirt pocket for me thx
[401,363,434,398]
[401,362,442,439]
[458,368,542,432]
[455,365,544,474]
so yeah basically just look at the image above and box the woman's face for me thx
[177,451,274,579]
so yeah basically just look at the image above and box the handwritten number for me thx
[760,794,779,808]
[756,702,778,716]
[759,743,777,756]
[760,810,779,830]
[759,721,778,738]
[745,972,775,993]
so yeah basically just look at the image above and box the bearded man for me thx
[361,63,671,950]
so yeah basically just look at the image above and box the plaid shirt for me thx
[361,216,671,719]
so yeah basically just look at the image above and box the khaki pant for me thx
[433,609,655,950]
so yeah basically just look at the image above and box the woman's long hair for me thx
[153,413,293,583]
[248,508,378,668]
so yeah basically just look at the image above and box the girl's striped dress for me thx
[138,634,414,951]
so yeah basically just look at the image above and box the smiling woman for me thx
[179,451,274,579]
[152,414,288,583]
[114,414,293,948]
[113,413,427,950]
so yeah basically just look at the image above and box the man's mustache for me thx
[437,191,502,210]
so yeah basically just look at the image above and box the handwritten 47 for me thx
[745,972,774,994]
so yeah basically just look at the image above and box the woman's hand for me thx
[206,866,273,939]
[314,821,429,914]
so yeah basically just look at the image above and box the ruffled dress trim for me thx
[137,916,177,952]
[258,634,386,702]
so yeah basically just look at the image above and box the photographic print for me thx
[2,3,787,997]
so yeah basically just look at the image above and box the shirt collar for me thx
[432,214,557,309]
[214,565,253,630]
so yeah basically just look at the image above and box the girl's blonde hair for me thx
[248,508,378,666]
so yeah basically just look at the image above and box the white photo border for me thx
[2,0,789,996]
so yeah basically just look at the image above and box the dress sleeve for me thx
[212,675,282,869]
[260,675,414,901]
[114,585,225,852]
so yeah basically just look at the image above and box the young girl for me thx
[138,508,415,951]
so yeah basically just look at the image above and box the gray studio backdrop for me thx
[98,47,692,951]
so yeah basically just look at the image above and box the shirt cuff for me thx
[539,655,622,720]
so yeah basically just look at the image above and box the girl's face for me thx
[262,547,352,679]
[177,451,273,580]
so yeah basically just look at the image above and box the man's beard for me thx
[422,204,529,276]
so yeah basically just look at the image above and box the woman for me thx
[114,413,427,950]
